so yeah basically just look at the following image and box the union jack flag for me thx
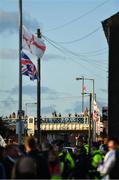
[21,51,38,81]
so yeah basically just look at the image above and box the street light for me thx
[76,76,96,141]
[76,76,85,113]
[76,77,95,100]
[84,92,92,154]
[25,102,37,117]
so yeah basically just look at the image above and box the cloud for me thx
[41,86,57,94]
[11,85,36,96]
[1,97,17,107]
[0,96,18,116]
[97,100,107,109]
[0,51,67,62]
[73,99,107,114]
[41,105,56,114]
[0,10,39,33]
[0,85,70,115]
[0,10,18,33]
[0,89,11,93]
[73,101,89,113]
[42,53,66,61]
[100,88,107,93]
[0,49,18,60]
[64,108,73,114]
[11,85,58,96]
[73,101,82,113]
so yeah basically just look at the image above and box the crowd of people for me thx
[41,112,87,123]
[0,136,119,179]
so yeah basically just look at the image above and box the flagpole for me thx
[89,93,92,155]
[37,29,41,144]
[92,79,96,141]
[82,76,84,113]
[18,0,22,144]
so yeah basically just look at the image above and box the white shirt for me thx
[97,150,116,180]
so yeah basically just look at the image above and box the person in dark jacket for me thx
[2,144,19,179]
[0,146,6,179]
[42,142,52,159]
[24,136,51,179]
[11,156,37,179]
[48,149,62,179]
[73,145,88,179]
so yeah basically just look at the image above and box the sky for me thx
[0,0,119,117]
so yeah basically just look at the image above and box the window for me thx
[29,118,33,123]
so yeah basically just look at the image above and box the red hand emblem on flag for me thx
[22,25,46,58]
[83,85,86,92]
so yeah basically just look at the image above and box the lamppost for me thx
[84,92,92,154]
[76,77,96,141]
[76,76,84,113]
[25,102,37,117]
[76,77,95,101]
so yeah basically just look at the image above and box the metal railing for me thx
[37,116,89,124]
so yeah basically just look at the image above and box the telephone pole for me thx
[18,0,23,145]
[37,29,41,144]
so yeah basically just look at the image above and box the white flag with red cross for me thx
[22,25,46,58]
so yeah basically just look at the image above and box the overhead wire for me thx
[21,1,108,111]
[43,36,107,79]
[43,35,107,68]
[69,57,107,78]
[72,48,108,58]
[43,35,107,71]
[76,57,107,71]
[47,0,109,32]
[43,36,66,54]
[43,31,108,67]
[52,26,101,44]
[78,47,107,55]
[43,38,92,77]
[74,53,108,68]
[43,1,109,65]
[84,51,107,57]
[44,28,108,67]
[66,51,107,72]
